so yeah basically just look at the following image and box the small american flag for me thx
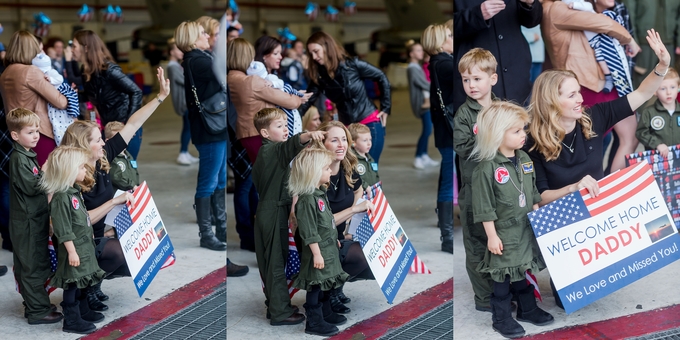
[529,162,654,236]
[285,225,300,298]
[409,255,431,274]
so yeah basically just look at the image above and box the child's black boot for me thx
[490,293,525,339]
[329,288,351,314]
[85,286,109,311]
[304,303,339,336]
[321,295,347,325]
[516,284,554,326]
[61,301,96,334]
[77,292,105,323]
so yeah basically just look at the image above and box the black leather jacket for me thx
[299,57,391,125]
[84,62,142,126]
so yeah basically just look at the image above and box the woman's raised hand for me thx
[647,29,671,67]
[157,66,171,100]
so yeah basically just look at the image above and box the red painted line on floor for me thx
[329,278,453,340]
[82,266,226,340]
[523,303,680,340]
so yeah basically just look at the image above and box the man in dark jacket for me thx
[454,0,542,112]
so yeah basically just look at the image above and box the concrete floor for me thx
[225,89,454,339]
[0,98,226,339]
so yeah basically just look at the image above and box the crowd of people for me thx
[455,0,680,338]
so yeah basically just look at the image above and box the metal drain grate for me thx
[378,300,453,340]
[130,283,226,340]
[627,328,680,340]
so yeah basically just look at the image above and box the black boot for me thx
[211,188,227,243]
[321,295,347,325]
[437,202,453,254]
[516,284,554,326]
[78,294,105,323]
[329,288,351,314]
[92,282,109,301]
[60,301,96,334]
[195,197,226,251]
[490,293,525,339]
[336,284,351,304]
[85,286,108,312]
[304,303,339,336]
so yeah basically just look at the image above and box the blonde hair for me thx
[664,67,680,84]
[302,106,320,131]
[40,146,90,194]
[421,24,447,56]
[312,121,358,186]
[227,38,255,73]
[347,123,370,142]
[471,101,530,162]
[104,121,124,140]
[458,48,497,75]
[196,16,220,37]
[4,30,41,66]
[6,108,40,133]
[289,147,335,196]
[254,108,287,132]
[174,21,202,53]
[61,121,110,192]
[528,70,596,161]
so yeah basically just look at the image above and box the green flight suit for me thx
[353,147,380,189]
[453,95,497,308]
[635,98,680,150]
[50,185,105,289]
[293,188,349,291]
[472,150,545,283]
[9,142,52,321]
[110,149,140,191]
[252,134,307,323]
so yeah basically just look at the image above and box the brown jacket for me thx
[0,64,67,139]
[227,70,302,140]
[542,0,632,92]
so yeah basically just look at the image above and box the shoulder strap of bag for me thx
[430,59,447,113]
[184,58,202,109]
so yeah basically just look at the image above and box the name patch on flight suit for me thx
[130,160,138,169]
[357,163,366,175]
[72,196,80,210]
[651,116,665,130]
[371,163,378,171]
[521,162,534,174]
[495,167,510,184]
[677,116,680,127]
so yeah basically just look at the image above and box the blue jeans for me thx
[366,121,385,164]
[416,110,432,157]
[126,127,143,160]
[0,175,9,246]
[437,147,454,202]
[234,173,258,246]
[195,141,227,198]
[530,62,543,84]
[180,113,191,153]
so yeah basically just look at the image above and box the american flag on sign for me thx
[127,182,152,223]
[529,162,654,236]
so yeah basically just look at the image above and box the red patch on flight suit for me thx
[32,166,39,176]
[473,123,478,135]
[72,196,80,210]
[495,167,510,184]
[318,199,325,212]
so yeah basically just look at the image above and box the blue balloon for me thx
[229,0,239,13]
[326,5,339,15]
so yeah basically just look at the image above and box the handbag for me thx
[431,59,454,134]
[185,58,227,134]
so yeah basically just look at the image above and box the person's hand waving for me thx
[156,66,171,101]
[647,29,671,68]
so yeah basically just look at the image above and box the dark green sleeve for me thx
[50,194,76,243]
[10,154,44,197]
[635,108,660,149]
[110,161,134,191]
[295,195,323,246]
[276,133,307,166]
[472,162,498,223]
[453,108,476,159]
